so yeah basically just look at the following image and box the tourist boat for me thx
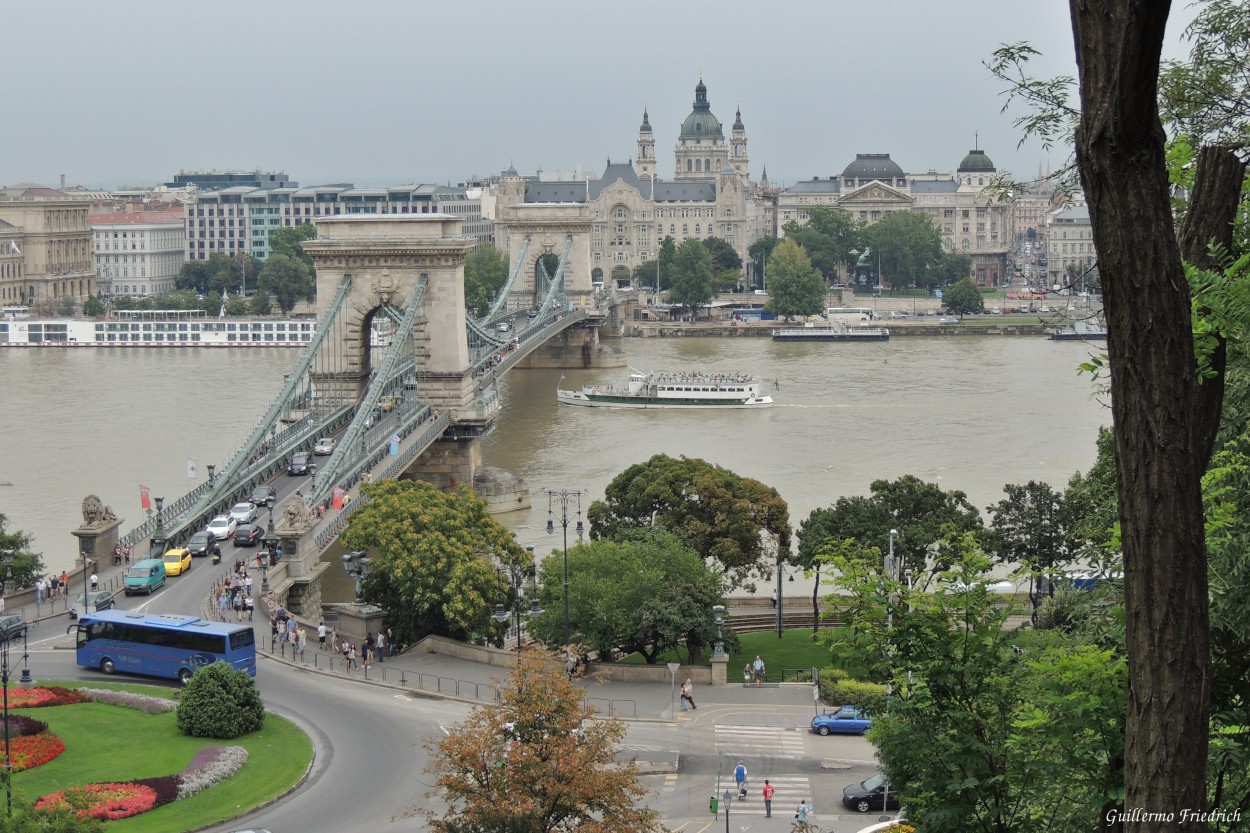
[1048,320,1108,341]
[772,322,889,342]
[0,314,392,348]
[556,370,774,408]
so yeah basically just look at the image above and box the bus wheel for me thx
[178,668,192,685]
[101,659,116,674]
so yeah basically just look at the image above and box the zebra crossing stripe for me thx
[714,724,805,758]
[715,776,813,816]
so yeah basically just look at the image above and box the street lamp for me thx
[493,563,543,651]
[1,549,31,818]
[206,464,216,486]
[341,551,372,604]
[261,524,279,593]
[544,489,585,650]
[711,604,726,659]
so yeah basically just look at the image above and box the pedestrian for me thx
[743,662,753,685]
[329,627,338,652]
[763,780,775,818]
[49,574,59,600]
[297,626,307,653]
[387,627,395,657]
[318,621,327,650]
[795,798,813,823]
[374,629,385,663]
[680,678,697,711]
[771,588,778,609]
[35,577,46,605]
[245,595,254,621]
[567,654,577,680]
[90,572,99,592]
[752,654,765,687]
[734,760,748,800]
[287,616,298,644]
[60,571,68,597]
[244,573,253,594]
[234,594,244,621]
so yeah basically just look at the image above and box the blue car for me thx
[811,705,872,736]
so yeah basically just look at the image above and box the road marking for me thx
[715,724,805,759]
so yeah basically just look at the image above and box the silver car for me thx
[229,502,259,525]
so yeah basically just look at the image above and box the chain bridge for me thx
[100,214,625,617]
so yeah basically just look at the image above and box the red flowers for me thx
[2,732,66,772]
[36,783,158,820]
[5,686,88,708]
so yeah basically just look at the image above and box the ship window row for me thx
[91,332,311,342]
[660,386,745,392]
[94,322,314,333]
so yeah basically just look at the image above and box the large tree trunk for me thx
[1069,2,1211,831]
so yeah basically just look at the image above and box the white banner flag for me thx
[187,459,198,479]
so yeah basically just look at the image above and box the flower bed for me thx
[78,687,178,714]
[5,686,89,708]
[3,732,66,771]
[178,745,249,799]
[36,783,158,821]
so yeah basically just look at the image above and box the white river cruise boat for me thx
[0,311,389,348]
[557,370,774,409]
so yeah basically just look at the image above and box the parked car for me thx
[229,502,259,525]
[288,451,311,476]
[888,311,908,319]
[187,530,214,557]
[162,548,192,577]
[70,590,116,620]
[314,437,336,455]
[939,317,959,325]
[251,484,277,507]
[232,523,265,547]
[811,705,872,736]
[842,773,901,813]
[205,515,237,541]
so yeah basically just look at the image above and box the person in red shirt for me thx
[762,780,775,818]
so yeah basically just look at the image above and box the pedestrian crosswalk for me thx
[714,723,806,759]
[714,774,815,817]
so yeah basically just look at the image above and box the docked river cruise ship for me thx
[557,370,774,409]
[0,310,318,347]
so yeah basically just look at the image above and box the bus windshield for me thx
[74,610,256,684]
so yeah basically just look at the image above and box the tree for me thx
[529,532,726,663]
[267,223,317,269]
[1067,3,1248,827]
[763,238,825,320]
[341,479,526,645]
[587,453,791,591]
[630,260,657,290]
[463,244,509,317]
[984,481,1071,615]
[930,252,973,288]
[0,513,46,590]
[656,235,677,291]
[176,662,265,739]
[81,296,104,317]
[666,238,716,315]
[863,475,982,579]
[863,211,943,291]
[703,236,742,272]
[798,496,888,633]
[749,235,780,288]
[423,653,664,833]
[256,253,313,315]
[784,205,865,282]
[247,290,271,316]
[942,278,985,318]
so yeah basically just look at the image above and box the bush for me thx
[175,662,265,739]
[818,666,888,712]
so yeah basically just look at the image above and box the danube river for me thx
[0,336,1110,578]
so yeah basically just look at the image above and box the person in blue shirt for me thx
[734,761,748,799]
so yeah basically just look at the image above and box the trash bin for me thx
[709,795,718,814]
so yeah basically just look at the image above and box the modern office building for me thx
[167,169,295,190]
[91,209,186,297]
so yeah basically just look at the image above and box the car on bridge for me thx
[206,515,237,541]
[233,523,264,547]
[497,321,512,333]
[811,705,872,736]
[288,452,311,475]
[229,502,259,525]
[378,396,397,412]
[314,437,336,455]
[251,484,277,507]
[187,530,214,558]
[527,308,539,318]
[162,548,192,577]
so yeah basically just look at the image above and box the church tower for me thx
[730,106,749,181]
[636,108,656,180]
[674,77,728,181]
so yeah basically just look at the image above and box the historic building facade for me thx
[1045,205,1095,287]
[0,187,95,308]
[91,209,186,297]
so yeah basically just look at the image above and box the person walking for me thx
[795,798,813,824]
[680,678,697,711]
[752,654,766,687]
[318,621,327,650]
[770,588,778,609]
[387,627,395,657]
[90,572,99,592]
[374,629,385,663]
[762,779,775,818]
[245,595,254,622]
[734,760,748,800]
[60,571,69,597]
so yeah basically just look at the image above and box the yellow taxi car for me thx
[162,548,192,577]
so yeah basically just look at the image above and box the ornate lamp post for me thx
[206,464,216,486]
[1,548,31,818]
[544,489,584,650]
[711,604,726,659]
[493,563,543,651]
[341,551,372,604]
[261,522,279,593]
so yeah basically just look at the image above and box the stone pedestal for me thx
[285,561,329,619]
[334,602,386,647]
[405,436,481,492]
[710,653,728,687]
[71,517,123,575]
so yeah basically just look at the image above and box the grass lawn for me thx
[614,629,831,680]
[10,681,311,833]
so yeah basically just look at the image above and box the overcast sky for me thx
[3,1,1199,190]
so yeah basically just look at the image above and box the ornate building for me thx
[0,187,95,308]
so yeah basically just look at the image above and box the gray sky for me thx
[3,1,1199,189]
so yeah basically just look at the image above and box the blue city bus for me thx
[73,610,256,685]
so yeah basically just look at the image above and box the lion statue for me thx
[81,495,116,527]
[280,495,313,530]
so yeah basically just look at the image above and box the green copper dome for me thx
[679,78,723,139]
[957,149,996,172]
[842,153,904,180]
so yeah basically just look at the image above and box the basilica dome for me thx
[679,79,724,139]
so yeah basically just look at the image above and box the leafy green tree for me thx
[666,238,716,315]
[863,211,943,291]
[538,252,561,281]
[423,653,664,833]
[588,454,790,591]
[703,236,742,272]
[81,296,104,317]
[247,291,271,315]
[1060,427,1120,573]
[342,479,527,645]
[863,475,982,579]
[225,297,250,316]
[267,223,317,268]
[763,238,825,320]
[529,532,726,663]
[256,253,313,315]
[656,235,677,291]
[783,206,864,281]
[942,278,985,317]
[463,243,509,317]
[984,481,1071,614]
[630,260,658,290]
[748,235,779,288]
[930,252,973,288]
[0,513,45,590]
[797,496,888,633]
[176,259,215,294]
[176,662,265,739]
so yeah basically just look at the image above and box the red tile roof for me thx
[90,210,185,226]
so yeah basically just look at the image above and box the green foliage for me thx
[530,532,726,662]
[1061,427,1121,572]
[81,296,105,317]
[702,236,742,273]
[175,662,265,739]
[929,252,973,288]
[984,480,1071,611]
[763,238,825,319]
[342,479,526,645]
[667,238,716,312]
[630,259,658,290]
[941,278,984,317]
[1159,0,1250,149]
[0,798,105,833]
[247,290,271,316]
[256,253,314,314]
[463,244,509,317]
[817,669,887,712]
[588,454,791,591]
[267,223,317,268]
[782,206,865,281]
[0,513,45,590]
[862,211,943,291]
[748,235,780,286]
